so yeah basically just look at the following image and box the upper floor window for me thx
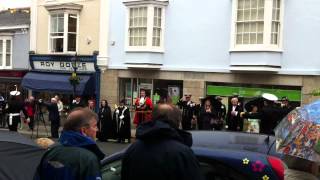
[124,0,168,52]
[50,13,78,53]
[231,0,283,51]
[0,37,12,69]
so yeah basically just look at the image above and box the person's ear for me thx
[80,127,87,136]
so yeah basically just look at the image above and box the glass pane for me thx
[243,33,249,44]
[0,40,2,53]
[276,9,280,20]
[244,0,250,9]
[258,8,264,20]
[257,33,263,43]
[250,33,256,44]
[237,10,244,21]
[58,15,64,32]
[51,38,64,52]
[236,34,243,44]
[68,34,76,51]
[251,0,257,8]
[51,16,57,32]
[6,40,11,53]
[244,10,250,21]
[0,40,2,66]
[273,0,277,8]
[244,23,250,33]
[68,14,77,33]
[237,23,244,33]
[6,54,10,66]
[251,9,257,20]
[277,0,280,7]
[238,0,244,9]
[258,0,264,8]
[250,23,257,32]
[257,22,264,32]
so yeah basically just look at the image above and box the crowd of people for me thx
[175,93,294,135]
[0,91,131,143]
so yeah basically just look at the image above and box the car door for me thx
[101,155,250,180]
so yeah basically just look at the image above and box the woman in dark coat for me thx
[199,99,216,130]
[98,100,115,141]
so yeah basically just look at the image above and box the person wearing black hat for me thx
[241,93,289,135]
[281,96,294,114]
[114,99,131,143]
[177,94,197,130]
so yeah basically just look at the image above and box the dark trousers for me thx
[8,117,19,131]
[50,120,60,138]
[28,116,34,130]
[0,114,5,127]
[227,118,243,131]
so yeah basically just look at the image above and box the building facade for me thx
[26,0,109,110]
[103,0,320,108]
[0,8,30,99]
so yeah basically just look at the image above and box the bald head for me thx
[152,104,182,129]
[63,108,98,132]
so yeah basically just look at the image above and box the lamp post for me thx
[70,53,79,98]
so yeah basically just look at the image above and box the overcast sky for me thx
[0,0,31,9]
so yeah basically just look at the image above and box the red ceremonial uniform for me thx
[133,97,153,126]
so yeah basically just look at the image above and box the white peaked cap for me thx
[262,93,278,101]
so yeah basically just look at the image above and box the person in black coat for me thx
[226,97,244,131]
[5,94,28,131]
[241,99,288,135]
[121,104,204,180]
[177,94,197,130]
[199,99,216,130]
[42,98,60,138]
[114,99,131,143]
[98,100,115,141]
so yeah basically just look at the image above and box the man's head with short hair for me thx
[152,104,182,129]
[64,108,98,139]
[231,97,238,106]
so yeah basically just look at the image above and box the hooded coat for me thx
[121,120,203,180]
[34,131,105,180]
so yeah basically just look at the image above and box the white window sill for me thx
[125,47,164,53]
[229,45,283,53]
[0,67,13,70]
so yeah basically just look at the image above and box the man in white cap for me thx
[241,93,288,135]
[5,86,28,131]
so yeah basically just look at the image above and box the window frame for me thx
[125,4,166,53]
[48,11,79,54]
[0,36,13,69]
[230,0,284,52]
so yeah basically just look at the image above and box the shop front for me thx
[206,83,302,109]
[21,54,100,112]
[0,71,28,100]
[119,78,183,107]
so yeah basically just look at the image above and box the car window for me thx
[101,160,122,180]
[199,158,248,180]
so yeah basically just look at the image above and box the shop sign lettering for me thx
[33,61,95,72]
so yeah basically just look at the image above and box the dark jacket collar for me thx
[136,120,193,147]
[59,131,105,160]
